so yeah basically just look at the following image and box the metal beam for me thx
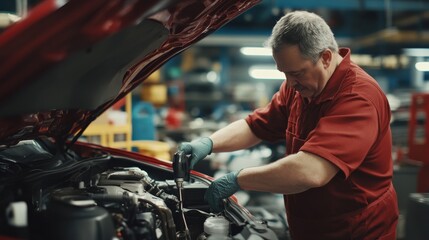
[271,0,429,11]
[197,34,352,47]
[394,11,429,28]
[353,29,429,49]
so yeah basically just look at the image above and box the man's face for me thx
[273,44,331,100]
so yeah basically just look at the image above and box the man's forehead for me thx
[274,50,312,72]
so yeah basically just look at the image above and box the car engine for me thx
[33,167,198,240]
[0,140,279,240]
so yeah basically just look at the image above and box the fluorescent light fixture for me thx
[415,62,429,71]
[206,71,218,83]
[249,66,284,80]
[240,47,272,56]
[403,48,429,57]
[386,94,400,111]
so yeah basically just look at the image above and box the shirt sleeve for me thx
[300,93,379,179]
[245,81,292,142]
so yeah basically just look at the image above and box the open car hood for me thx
[0,0,260,146]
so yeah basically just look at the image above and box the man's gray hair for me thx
[266,11,339,63]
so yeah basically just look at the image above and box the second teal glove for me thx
[178,137,213,169]
[204,170,242,213]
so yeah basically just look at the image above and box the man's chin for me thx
[296,89,307,96]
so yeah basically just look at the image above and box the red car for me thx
[0,0,281,239]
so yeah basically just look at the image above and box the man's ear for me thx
[321,49,333,69]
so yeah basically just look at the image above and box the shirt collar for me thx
[312,47,351,104]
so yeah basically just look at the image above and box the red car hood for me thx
[0,0,259,146]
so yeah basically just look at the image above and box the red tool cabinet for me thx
[408,93,429,192]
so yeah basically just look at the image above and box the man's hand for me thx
[204,170,241,213]
[178,137,213,169]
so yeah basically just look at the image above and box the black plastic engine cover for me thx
[32,198,115,240]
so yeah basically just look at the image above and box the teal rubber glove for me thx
[204,170,242,213]
[178,137,213,169]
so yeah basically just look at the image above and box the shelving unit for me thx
[82,94,132,151]
[81,93,171,161]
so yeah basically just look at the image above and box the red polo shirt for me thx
[245,48,398,239]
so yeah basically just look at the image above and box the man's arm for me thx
[210,119,262,152]
[238,151,340,194]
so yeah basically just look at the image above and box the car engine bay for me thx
[0,139,278,240]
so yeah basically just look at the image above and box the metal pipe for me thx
[385,0,392,28]
[16,0,28,18]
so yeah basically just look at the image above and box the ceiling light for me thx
[403,48,429,57]
[415,62,429,72]
[249,66,284,80]
[240,47,272,56]
[206,71,218,83]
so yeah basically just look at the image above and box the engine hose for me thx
[137,198,176,240]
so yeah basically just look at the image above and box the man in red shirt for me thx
[179,10,398,239]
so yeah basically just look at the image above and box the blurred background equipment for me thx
[3,1,424,238]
